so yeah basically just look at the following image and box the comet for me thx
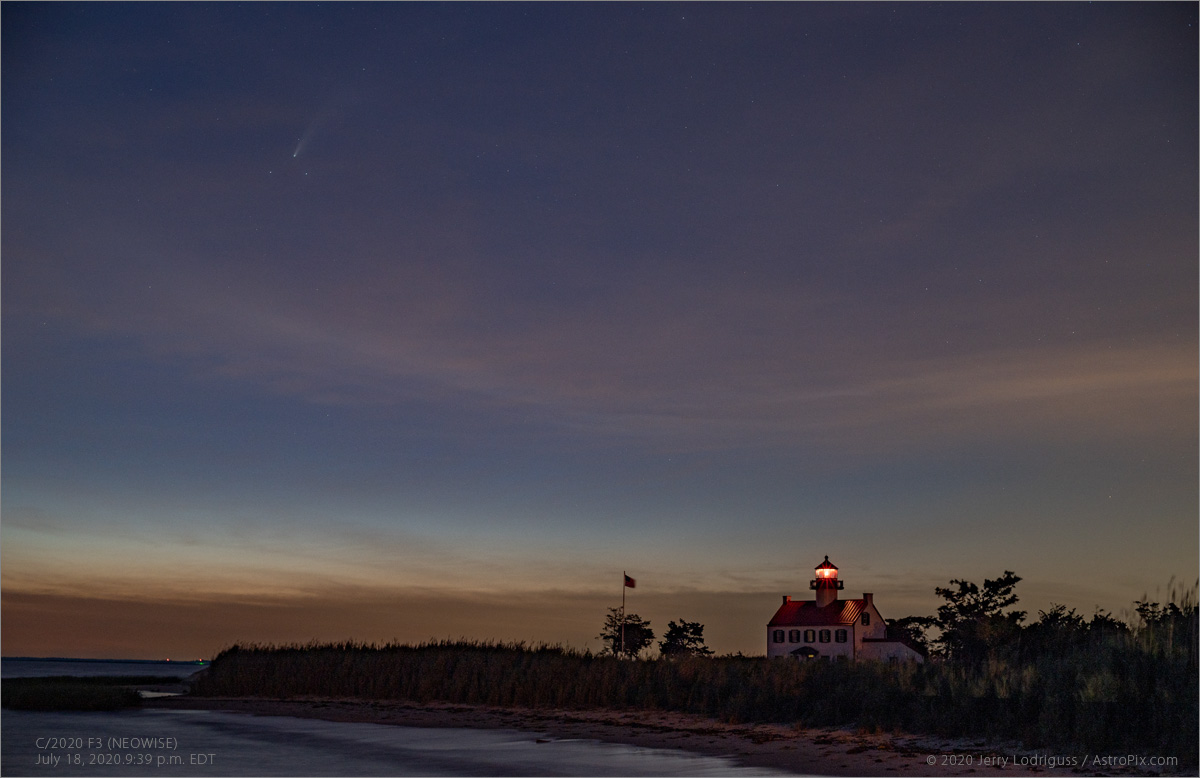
[292,132,310,159]
[290,89,357,159]
[291,104,334,159]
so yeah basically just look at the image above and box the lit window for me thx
[773,630,784,643]
[819,629,831,643]
[804,629,815,643]
[835,629,848,643]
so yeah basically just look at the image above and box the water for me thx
[2,658,206,680]
[2,709,790,776]
[1,659,795,776]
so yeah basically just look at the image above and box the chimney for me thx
[863,592,873,607]
[782,595,791,604]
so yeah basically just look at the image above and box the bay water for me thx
[1,658,793,776]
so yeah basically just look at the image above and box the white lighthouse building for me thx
[766,556,924,662]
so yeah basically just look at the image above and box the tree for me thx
[887,615,936,655]
[1033,604,1086,635]
[1086,609,1128,638]
[932,570,1025,662]
[598,607,655,658]
[658,620,714,657]
[1019,603,1088,656]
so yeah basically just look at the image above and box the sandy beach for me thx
[146,695,1180,777]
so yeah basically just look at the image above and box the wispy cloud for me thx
[12,239,1194,461]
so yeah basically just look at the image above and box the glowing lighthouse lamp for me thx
[809,555,844,607]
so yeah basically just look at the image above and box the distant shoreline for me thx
[2,656,205,663]
[147,695,1071,777]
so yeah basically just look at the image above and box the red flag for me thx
[624,574,636,588]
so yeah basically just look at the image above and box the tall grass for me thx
[193,634,1196,763]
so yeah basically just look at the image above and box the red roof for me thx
[768,598,865,627]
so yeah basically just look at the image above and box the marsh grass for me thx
[192,631,1196,762]
[0,676,170,711]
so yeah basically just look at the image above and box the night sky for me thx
[3,3,1196,659]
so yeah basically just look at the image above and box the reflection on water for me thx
[2,708,794,776]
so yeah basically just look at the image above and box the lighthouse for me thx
[810,555,844,607]
[767,555,924,662]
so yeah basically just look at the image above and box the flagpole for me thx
[621,570,626,657]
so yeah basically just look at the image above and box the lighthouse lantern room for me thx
[810,555,844,607]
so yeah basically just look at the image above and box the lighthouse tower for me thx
[809,555,844,607]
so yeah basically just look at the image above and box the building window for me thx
[862,612,870,626]
[804,629,815,643]
[835,629,848,643]
[773,630,784,643]
[819,629,831,643]
[788,630,801,643]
